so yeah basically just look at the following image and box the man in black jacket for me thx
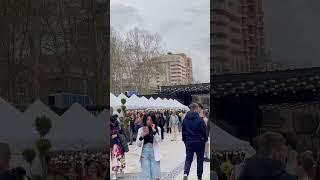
[182,103,208,180]
[0,143,21,180]
[238,132,297,180]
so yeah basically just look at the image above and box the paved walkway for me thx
[112,132,210,180]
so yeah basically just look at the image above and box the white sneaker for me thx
[111,173,117,180]
[117,170,124,177]
[183,174,188,180]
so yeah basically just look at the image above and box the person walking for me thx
[136,114,162,180]
[170,111,179,141]
[178,111,183,132]
[199,104,210,162]
[129,113,136,145]
[238,132,297,180]
[182,103,208,180]
[110,115,127,180]
[165,112,171,133]
[0,143,21,180]
[135,112,144,135]
[157,113,165,140]
[281,132,298,176]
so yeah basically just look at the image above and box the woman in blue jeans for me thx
[136,114,162,180]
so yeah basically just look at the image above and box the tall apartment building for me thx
[212,0,245,74]
[241,0,265,72]
[212,0,265,74]
[151,53,193,88]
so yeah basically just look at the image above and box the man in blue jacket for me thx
[182,103,208,180]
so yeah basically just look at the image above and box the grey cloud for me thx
[191,37,210,50]
[111,0,209,82]
[263,0,320,67]
[110,4,144,31]
[158,20,193,36]
[184,8,203,15]
[192,55,210,82]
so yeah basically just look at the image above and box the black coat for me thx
[182,112,208,143]
[238,157,297,180]
[0,171,20,180]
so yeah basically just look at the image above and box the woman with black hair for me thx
[110,115,126,180]
[136,114,162,180]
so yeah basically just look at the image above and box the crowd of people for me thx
[211,131,320,180]
[110,102,210,180]
[0,142,110,180]
[0,102,210,180]
[48,151,109,179]
[110,107,190,179]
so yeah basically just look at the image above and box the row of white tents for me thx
[0,97,255,173]
[1,98,254,155]
[0,98,108,153]
[110,93,190,111]
[0,98,108,174]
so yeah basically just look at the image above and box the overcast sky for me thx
[111,0,210,82]
[263,0,320,67]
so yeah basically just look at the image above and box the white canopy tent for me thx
[126,95,144,110]
[0,100,62,153]
[0,98,26,152]
[212,122,255,156]
[0,99,108,174]
[110,93,121,109]
[117,93,128,100]
[110,93,189,111]
[49,103,106,151]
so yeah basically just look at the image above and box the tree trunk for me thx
[30,0,41,100]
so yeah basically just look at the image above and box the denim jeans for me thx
[172,124,179,141]
[141,146,161,179]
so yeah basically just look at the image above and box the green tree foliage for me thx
[23,115,53,180]
[35,139,51,157]
[22,148,36,165]
[35,116,52,137]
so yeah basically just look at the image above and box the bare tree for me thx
[0,0,32,105]
[0,0,108,107]
[123,28,163,94]
[110,27,164,94]
[110,29,126,94]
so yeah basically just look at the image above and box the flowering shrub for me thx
[48,150,109,177]
[220,161,233,175]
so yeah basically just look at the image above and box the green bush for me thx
[36,139,51,156]
[121,105,126,113]
[35,116,52,137]
[121,98,126,105]
[22,148,36,165]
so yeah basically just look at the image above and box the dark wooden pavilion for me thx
[213,67,320,152]
[159,83,210,105]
